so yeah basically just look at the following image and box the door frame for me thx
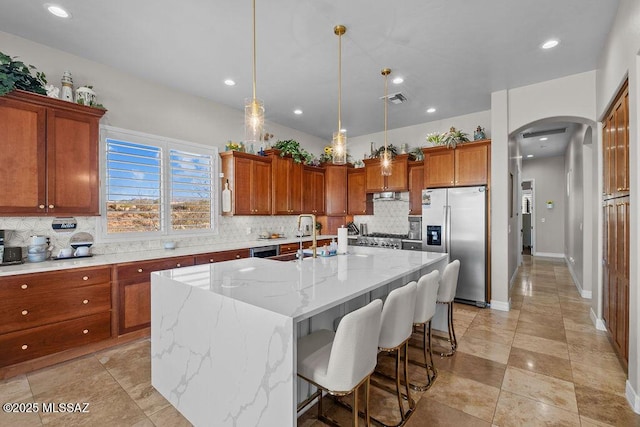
[521,178,536,256]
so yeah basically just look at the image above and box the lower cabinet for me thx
[194,249,250,264]
[0,266,112,368]
[117,256,195,335]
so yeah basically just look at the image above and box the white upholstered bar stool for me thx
[409,270,440,391]
[436,260,460,357]
[297,299,383,426]
[374,281,417,426]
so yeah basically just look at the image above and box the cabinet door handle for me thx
[48,204,54,209]
[209,258,214,263]
[236,255,240,259]
[176,263,181,267]
[21,344,28,350]
[83,329,89,334]
[82,276,89,281]
[138,268,143,273]
[38,204,45,209]
[83,299,89,304]
[21,310,28,316]
[21,284,28,290]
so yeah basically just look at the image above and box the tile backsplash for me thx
[353,192,411,235]
[0,215,303,255]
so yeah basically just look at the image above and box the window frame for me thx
[98,125,219,243]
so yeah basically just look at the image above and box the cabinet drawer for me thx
[280,243,300,254]
[116,256,195,281]
[194,249,250,264]
[0,311,111,367]
[0,282,111,334]
[0,266,111,298]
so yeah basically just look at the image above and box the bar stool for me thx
[297,299,383,426]
[436,260,460,357]
[409,270,440,391]
[374,281,417,426]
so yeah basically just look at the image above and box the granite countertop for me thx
[154,246,448,321]
[0,235,338,276]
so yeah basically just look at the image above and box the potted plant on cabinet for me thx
[0,51,47,96]
[271,139,313,164]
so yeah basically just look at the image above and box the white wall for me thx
[596,0,640,411]
[508,135,521,284]
[521,156,566,256]
[564,124,587,294]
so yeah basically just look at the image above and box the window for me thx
[100,126,217,240]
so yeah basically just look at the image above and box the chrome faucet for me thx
[297,214,317,258]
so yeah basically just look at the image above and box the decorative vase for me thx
[75,86,96,107]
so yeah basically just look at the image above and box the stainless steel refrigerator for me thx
[422,186,487,306]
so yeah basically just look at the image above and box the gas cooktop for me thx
[352,233,409,249]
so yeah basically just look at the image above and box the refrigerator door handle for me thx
[444,205,451,253]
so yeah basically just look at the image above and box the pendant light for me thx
[381,68,392,176]
[245,0,264,145]
[332,25,347,164]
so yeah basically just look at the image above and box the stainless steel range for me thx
[353,233,408,249]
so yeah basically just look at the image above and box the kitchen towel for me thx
[337,226,348,254]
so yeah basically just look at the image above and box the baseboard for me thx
[533,251,564,258]
[564,255,591,299]
[626,381,640,414]
[590,307,607,331]
[490,299,510,312]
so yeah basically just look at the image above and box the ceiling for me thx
[0,0,618,140]
[517,122,578,160]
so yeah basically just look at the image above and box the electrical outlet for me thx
[541,218,546,223]
[246,227,252,235]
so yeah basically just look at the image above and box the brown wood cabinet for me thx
[116,256,194,335]
[0,90,105,216]
[422,140,490,188]
[0,266,111,367]
[324,164,349,216]
[602,81,630,365]
[408,162,424,215]
[347,168,373,215]
[220,151,272,216]
[363,154,410,192]
[194,249,250,264]
[267,150,303,215]
[302,165,325,215]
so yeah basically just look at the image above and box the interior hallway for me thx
[1,256,638,426]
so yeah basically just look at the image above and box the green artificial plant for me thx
[0,51,47,97]
[272,139,313,164]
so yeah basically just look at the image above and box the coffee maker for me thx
[0,230,22,265]
[408,217,422,240]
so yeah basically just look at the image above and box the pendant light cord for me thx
[252,0,257,101]
[337,30,342,134]
[384,71,388,151]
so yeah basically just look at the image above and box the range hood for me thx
[373,191,401,201]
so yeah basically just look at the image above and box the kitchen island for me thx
[151,247,448,426]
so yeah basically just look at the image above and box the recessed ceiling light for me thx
[392,77,404,84]
[224,79,236,86]
[526,154,534,158]
[46,4,71,18]
[539,137,548,141]
[293,109,303,115]
[542,39,559,49]
[426,107,436,113]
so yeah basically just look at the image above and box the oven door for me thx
[250,245,279,258]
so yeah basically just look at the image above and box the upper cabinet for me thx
[302,165,325,215]
[347,168,373,215]
[363,154,410,192]
[0,90,105,216]
[220,151,272,215]
[266,149,302,215]
[324,164,349,216]
[422,140,490,188]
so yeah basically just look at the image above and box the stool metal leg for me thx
[438,301,457,357]
[408,321,438,391]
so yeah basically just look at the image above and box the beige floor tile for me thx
[433,351,506,389]
[0,374,33,403]
[579,415,616,427]
[456,334,512,365]
[564,330,617,354]
[0,398,42,427]
[570,362,627,397]
[563,317,600,334]
[423,370,500,423]
[512,333,569,360]
[515,320,566,342]
[405,396,491,426]
[518,310,565,329]
[493,390,580,426]
[501,366,578,413]
[27,355,106,397]
[464,324,515,347]
[147,403,193,427]
[568,348,624,372]
[574,384,640,426]
[507,347,573,382]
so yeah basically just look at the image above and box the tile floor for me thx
[1,255,638,426]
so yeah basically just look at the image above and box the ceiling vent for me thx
[522,127,566,138]
[380,92,407,104]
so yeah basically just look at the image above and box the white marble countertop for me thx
[0,235,338,276]
[153,246,448,321]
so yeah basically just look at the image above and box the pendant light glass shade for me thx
[332,25,347,164]
[381,68,392,176]
[244,0,264,144]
